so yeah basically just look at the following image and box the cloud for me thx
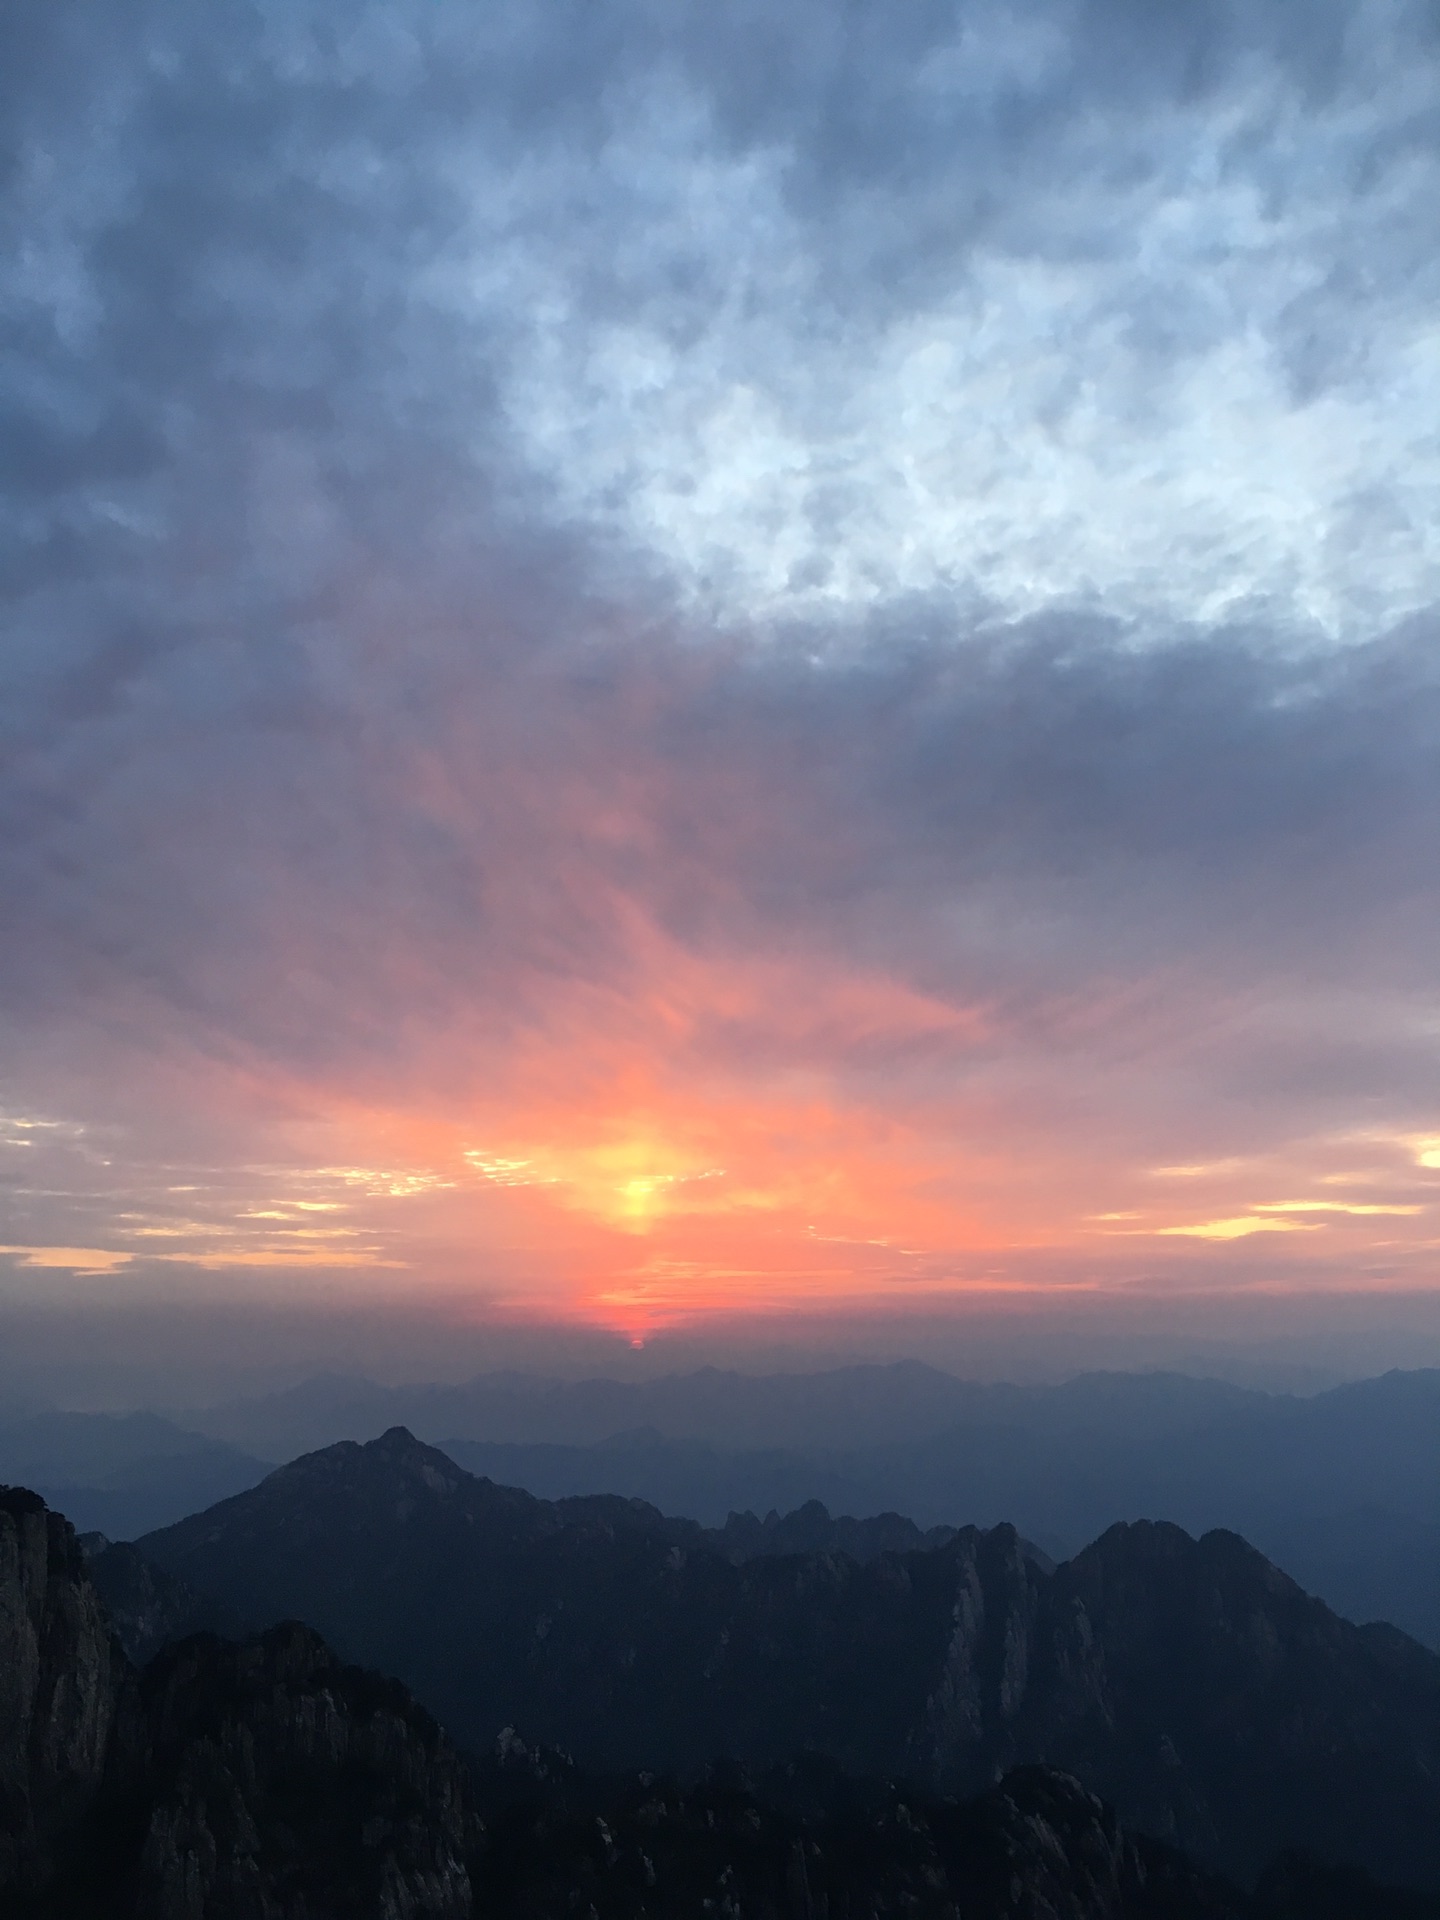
[5,0,1439,641]
[2,0,1439,1324]
[1157,1219,1317,1241]
[0,1246,134,1275]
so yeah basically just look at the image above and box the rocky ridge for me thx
[3,1484,483,1917]
[6,1481,1440,1918]
[130,1427,1440,1888]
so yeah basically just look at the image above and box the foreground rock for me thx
[131,1623,479,1918]
[474,1738,1248,1920]
[0,1488,121,1893]
[3,1487,481,1918]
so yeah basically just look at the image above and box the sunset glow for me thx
[3,0,1440,1379]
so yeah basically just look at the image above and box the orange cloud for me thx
[13,879,1440,1334]
[0,1245,135,1274]
[1156,1217,1318,1241]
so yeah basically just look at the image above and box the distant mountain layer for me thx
[5,1483,1436,1920]
[181,1362,1440,1647]
[131,1428,1440,1891]
[0,1410,272,1539]
[188,1360,1276,1455]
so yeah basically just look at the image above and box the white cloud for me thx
[434,26,1440,640]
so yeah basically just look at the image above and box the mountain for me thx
[711,1496,963,1563]
[0,1410,273,1539]
[182,1363,1287,1460]
[186,1360,1003,1455]
[0,1487,119,1895]
[179,1364,1440,1646]
[86,1488,994,1658]
[4,1483,1434,1919]
[81,1534,242,1665]
[433,1427,1440,1647]
[133,1427,1440,1889]
[2,1482,481,1916]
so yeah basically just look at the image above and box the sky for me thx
[3,0,1440,1390]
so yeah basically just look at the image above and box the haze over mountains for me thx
[0,1410,271,1541]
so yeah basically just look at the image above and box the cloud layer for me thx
[2,0,1439,1332]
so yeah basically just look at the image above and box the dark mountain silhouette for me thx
[128,1427,1440,1889]
[712,1496,964,1563]
[188,1360,1005,1455]
[2,1481,480,1916]
[183,1364,1440,1646]
[85,1493,1013,1667]
[4,1483,1435,1919]
[81,1534,245,1665]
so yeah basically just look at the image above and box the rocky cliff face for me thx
[3,1488,485,1918]
[129,1623,482,1920]
[0,1486,124,1895]
[1008,1521,1440,1886]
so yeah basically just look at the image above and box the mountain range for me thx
[99,1424,1440,1892]
[166,1362,1440,1649]
[13,1365,1440,1650]
[8,1478,1440,1919]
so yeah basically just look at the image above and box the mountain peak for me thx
[101,1452,1440,1891]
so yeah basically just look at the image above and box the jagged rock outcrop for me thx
[714,1497,960,1563]
[1008,1522,1440,1886]
[0,1487,125,1895]
[3,1490,485,1918]
[128,1623,481,1920]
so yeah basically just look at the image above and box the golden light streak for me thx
[1157,1217,1318,1241]
[0,1245,135,1273]
[1250,1200,1424,1216]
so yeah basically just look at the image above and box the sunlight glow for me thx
[1157,1217,1318,1241]
[0,1245,134,1273]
